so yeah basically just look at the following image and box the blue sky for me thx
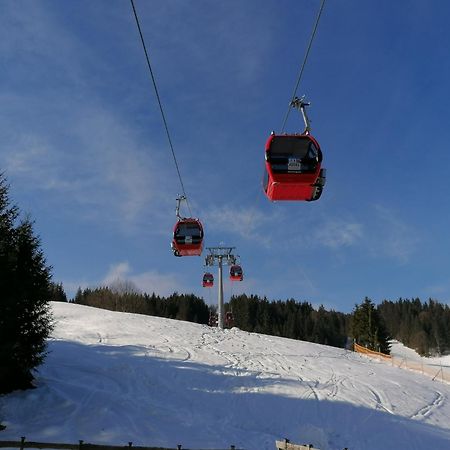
[2,0,450,312]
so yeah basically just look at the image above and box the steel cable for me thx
[130,0,193,217]
[280,0,327,133]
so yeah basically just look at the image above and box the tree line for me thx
[378,298,450,356]
[227,294,350,348]
[74,286,210,324]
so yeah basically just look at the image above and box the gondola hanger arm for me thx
[290,96,312,134]
[175,195,187,220]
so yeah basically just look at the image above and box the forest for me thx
[378,298,450,356]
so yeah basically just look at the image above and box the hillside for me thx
[2,302,450,450]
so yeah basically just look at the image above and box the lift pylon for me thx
[205,247,237,329]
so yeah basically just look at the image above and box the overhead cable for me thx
[280,0,327,133]
[130,0,192,216]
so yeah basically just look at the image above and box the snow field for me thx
[1,303,450,450]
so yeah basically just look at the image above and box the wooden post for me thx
[432,367,442,381]
[20,437,26,450]
[78,440,83,450]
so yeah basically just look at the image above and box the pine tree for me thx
[0,174,53,394]
[311,305,328,345]
[49,282,68,302]
[351,297,390,354]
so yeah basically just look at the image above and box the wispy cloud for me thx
[63,261,185,299]
[313,219,364,249]
[203,204,278,248]
[102,261,184,297]
[0,2,101,90]
[308,206,420,264]
[422,283,450,304]
[136,1,276,87]
[4,134,55,178]
[367,205,421,264]
[103,262,132,284]
[0,2,175,234]
[2,102,171,230]
[69,106,169,224]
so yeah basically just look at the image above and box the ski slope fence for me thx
[353,343,392,361]
[0,438,240,450]
[353,343,450,384]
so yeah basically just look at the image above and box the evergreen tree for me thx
[0,174,53,393]
[351,297,390,354]
[49,282,68,302]
[378,297,450,356]
[311,305,329,344]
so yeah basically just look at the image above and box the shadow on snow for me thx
[2,340,450,450]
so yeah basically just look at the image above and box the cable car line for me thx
[280,0,327,133]
[129,0,192,217]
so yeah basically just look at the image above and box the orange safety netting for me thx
[354,342,392,360]
[354,342,450,383]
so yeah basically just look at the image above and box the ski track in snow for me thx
[410,391,445,421]
[2,303,450,450]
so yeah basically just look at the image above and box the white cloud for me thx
[136,1,275,87]
[102,262,184,297]
[307,206,420,264]
[203,205,278,248]
[71,107,166,223]
[4,135,54,176]
[130,271,182,297]
[1,94,172,234]
[368,205,421,263]
[103,262,132,284]
[0,2,174,234]
[0,2,101,90]
[314,220,364,249]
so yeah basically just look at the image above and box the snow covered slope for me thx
[2,302,450,450]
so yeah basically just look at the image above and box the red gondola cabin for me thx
[263,133,326,202]
[202,272,214,287]
[171,218,204,257]
[229,265,243,281]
